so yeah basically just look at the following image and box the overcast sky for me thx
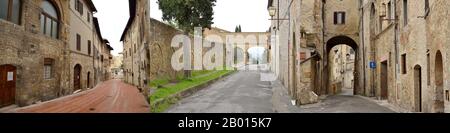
[93,0,271,56]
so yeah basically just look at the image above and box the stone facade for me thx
[147,18,184,82]
[122,0,211,99]
[121,0,151,95]
[269,0,450,112]
[0,0,111,108]
[360,0,450,113]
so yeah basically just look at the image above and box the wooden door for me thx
[0,65,16,107]
[380,61,388,100]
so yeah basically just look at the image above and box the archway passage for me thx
[74,64,82,91]
[0,65,16,107]
[435,51,445,113]
[248,47,267,64]
[324,36,359,96]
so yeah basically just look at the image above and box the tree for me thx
[158,0,217,78]
[158,0,216,34]
[238,25,242,32]
[235,25,242,32]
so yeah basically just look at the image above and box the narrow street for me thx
[166,66,274,113]
[14,80,149,113]
[167,65,394,113]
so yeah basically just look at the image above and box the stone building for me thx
[121,0,151,95]
[269,0,450,113]
[68,0,97,91]
[0,0,111,108]
[360,0,449,113]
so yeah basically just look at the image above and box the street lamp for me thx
[268,6,276,18]
[268,6,289,30]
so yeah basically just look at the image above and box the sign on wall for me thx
[7,72,14,81]
[370,62,376,69]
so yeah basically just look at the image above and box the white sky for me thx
[93,0,271,56]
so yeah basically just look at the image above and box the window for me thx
[134,44,137,53]
[401,54,407,74]
[129,48,131,56]
[424,0,430,16]
[101,55,104,62]
[75,0,83,15]
[403,0,408,26]
[0,0,21,24]
[76,34,81,51]
[446,90,449,101]
[44,58,54,79]
[334,12,346,25]
[87,12,90,22]
[387,2,392,22]
[40,0,58,39]
[88,40,91,55]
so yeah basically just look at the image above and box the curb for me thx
[150,71,237,112]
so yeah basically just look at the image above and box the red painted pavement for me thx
[15,79,150,113]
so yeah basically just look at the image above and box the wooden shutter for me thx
[342,12,346,24]
[334,12,338,24]
[76,34,81,51]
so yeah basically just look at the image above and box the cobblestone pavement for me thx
[15,79,149,113]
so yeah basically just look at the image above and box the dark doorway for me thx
[380,61,388,99]
[74,64,82,91]
[87,72,91,88]
[414,65,422,112]
[435,51,445,113]
[0,65,16,107]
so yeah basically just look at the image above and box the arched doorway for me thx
[324,36,359,96]
[0,64,16,107]
[435,51,445,113]
[414,65,423,112]
[74,64,82,91]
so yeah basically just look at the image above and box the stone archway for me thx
[434,51,445,113]
[324,36,360,96]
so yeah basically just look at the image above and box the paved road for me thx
[166,69,274,113]
[15,79,150,113]
[294,89,395,113]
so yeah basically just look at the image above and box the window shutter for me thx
[76,34,81,51]
[342,12,346,24]
[80,4,84,15]
[334,12,338,24]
